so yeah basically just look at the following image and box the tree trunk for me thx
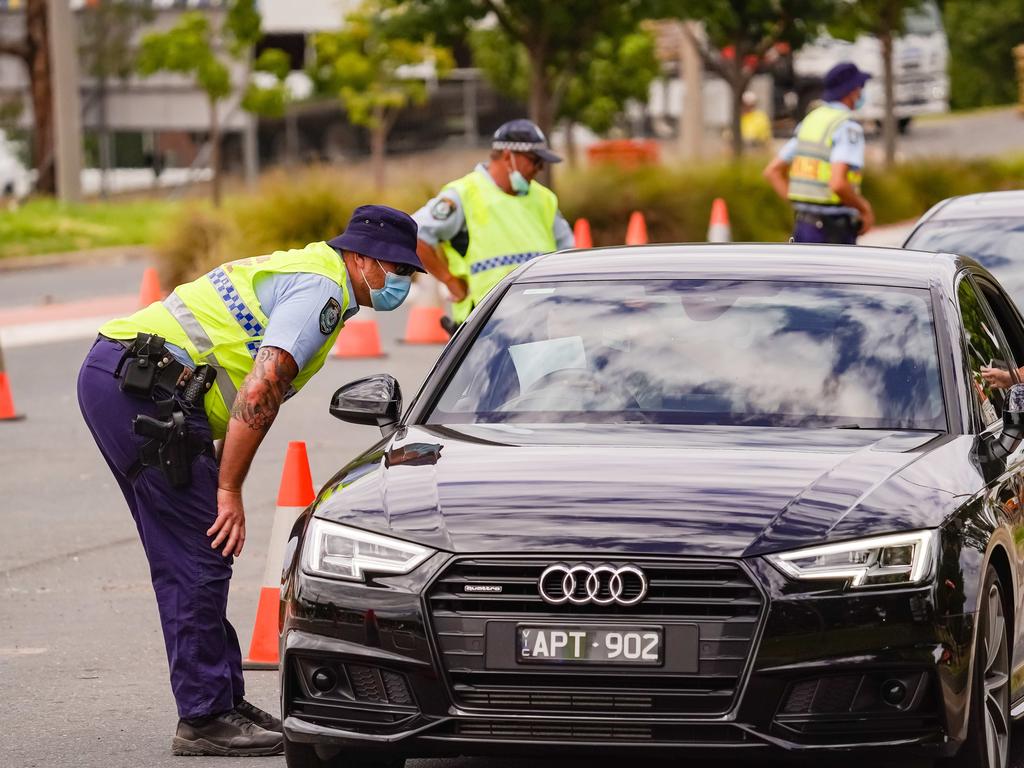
[526,43,554,188]
[97,74,111,199]
[880,27,897,168]
[680,21,704,161]
[564,121,577,168]
[25,0,54,195]
[370,107,387,192]
[209,96,221,207]
[729,69,744,159]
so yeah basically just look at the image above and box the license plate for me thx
[516,625,663,665]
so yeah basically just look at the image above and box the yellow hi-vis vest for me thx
[100,241,350,439]
[787,104,864,206]
[439,170,558,323]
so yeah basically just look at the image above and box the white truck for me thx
[787,0,949,132]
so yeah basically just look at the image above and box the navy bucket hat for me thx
[327,205,425,273]
[823,62,871,102]
[492,119,563,164]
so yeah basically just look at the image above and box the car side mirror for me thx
[983,384,1024,461]
[330,374,402,437]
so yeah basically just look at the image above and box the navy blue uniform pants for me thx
[792,214,859,245]
[77,338,244,719]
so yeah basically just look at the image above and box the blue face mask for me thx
[509,155,530,196]
[364,261,411,311]
[853,93,866,110]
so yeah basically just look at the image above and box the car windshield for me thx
[906,218,1024,298]
[427,280,946,430]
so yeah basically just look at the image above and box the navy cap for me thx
[327,205,425,273]
[492,119,562,163]
[823,61,871,102]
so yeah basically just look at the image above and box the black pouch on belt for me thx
[115,332,187,398]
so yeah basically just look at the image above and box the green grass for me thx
[0,198,179,260]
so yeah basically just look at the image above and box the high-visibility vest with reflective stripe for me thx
[787,104,864,205]
[439,170,557,322]
[100,241,350,438]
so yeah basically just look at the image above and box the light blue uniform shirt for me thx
[413,163,576,250]
[166,266,358,371]
[778,102,865,216]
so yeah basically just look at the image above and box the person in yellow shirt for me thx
[740,91,772,149]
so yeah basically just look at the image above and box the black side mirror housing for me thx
[330,374,402,437]
[982,384,1024,461]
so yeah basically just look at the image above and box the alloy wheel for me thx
[982,582,1010,768]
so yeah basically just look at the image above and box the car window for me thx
[428,280,946,430]
[907,219,1024,300]
[976,277,1024,368]
[957,277,1011,427]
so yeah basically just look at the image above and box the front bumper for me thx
[281,555,975,759]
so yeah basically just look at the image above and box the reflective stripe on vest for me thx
[163,292,239,410]
[788,105,863,206]
[439,170,557,315]
[208,266,265,358]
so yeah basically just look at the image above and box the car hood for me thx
[312,424,982,557]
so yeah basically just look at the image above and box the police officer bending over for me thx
[413,119,575,331]
[763,62,875,244]
[77,206,424,757]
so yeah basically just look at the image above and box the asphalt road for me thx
[6,227,1024,767]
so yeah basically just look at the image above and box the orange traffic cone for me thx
[707,198,732,243]
[404,306,449,343]
[0,341,23,421]
[332,319,385,358]
[244,441,316,670]
[573,218,593,248]
[625,211,648,245]
[138,267,163,308]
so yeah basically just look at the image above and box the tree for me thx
[136,0,283,205]
[310,2,453,190]
[830,0,924,168]
[0,0,55,194]
[395,0,657,147]
[79,0,154,198]
[469,26,660,164]
[659,0,836,158]
[942,0,1024,110]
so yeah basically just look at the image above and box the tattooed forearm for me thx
[230,346,299,432]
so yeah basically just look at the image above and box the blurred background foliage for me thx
[940,0,1024,109]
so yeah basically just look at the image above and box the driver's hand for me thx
[981,366,1013,389]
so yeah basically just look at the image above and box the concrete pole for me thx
[48,0,82,202]
[243,112,259,188]
[680,21,704,161]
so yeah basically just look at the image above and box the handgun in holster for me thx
[133,405,192,488]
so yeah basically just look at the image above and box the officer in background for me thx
[740,90,772,149]
[763,62,875,244]
[413,119,575,331]
[77,206,423,757]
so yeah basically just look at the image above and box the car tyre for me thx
[946,565,1011,768]
[284,736,405,768]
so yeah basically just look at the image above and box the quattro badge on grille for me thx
[538,563,648,606]
[464,584,503,593]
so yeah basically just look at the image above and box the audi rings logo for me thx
[538,563,648,606]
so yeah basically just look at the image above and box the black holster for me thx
[113,333,217,488]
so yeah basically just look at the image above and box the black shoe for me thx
[235,698,282,733]
[172,709,283,756]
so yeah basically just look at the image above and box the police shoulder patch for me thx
[431,196,457,221]
[319,297,342,335]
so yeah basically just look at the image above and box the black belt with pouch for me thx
[107,333,217,488]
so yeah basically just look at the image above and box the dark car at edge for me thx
[278,244,1024,768]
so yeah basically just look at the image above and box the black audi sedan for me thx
[280,244,1024,768]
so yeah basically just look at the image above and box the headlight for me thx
[303,518,432,582]
[766,530,936,588]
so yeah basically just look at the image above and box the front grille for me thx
[448,719,751,744]
[427,557,764,717]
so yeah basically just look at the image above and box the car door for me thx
[964,271,1024,693]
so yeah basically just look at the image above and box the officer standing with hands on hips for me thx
[412,118,575,332]
[763,61,875,244]
[77,205,424,757]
